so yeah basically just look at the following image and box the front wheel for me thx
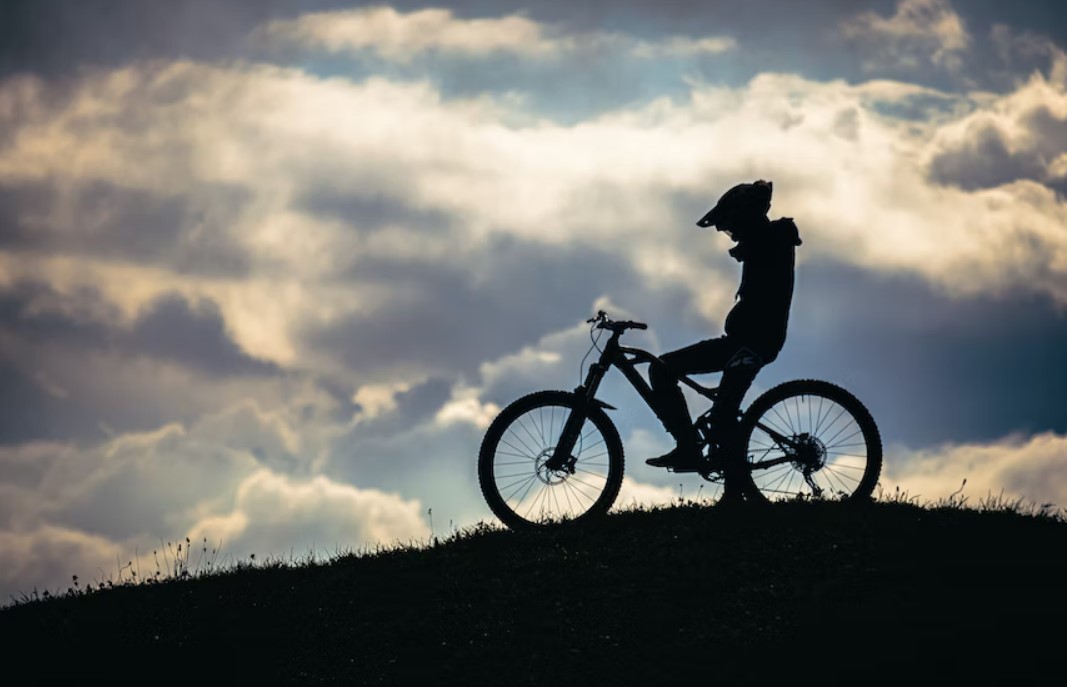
[735,379,882,503]
[478,390,625,529]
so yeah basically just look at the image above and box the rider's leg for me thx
[706,347,764,444]
[646,337,738,466]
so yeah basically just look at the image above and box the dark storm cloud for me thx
[127,294,279,376]
[0,283,273,376]
[0,180,251,277]
[296,186,454,234]
[868,91,962,121]
[928,124,1046,190]
[0,0,279,78]
[0,2,1048,94]
[0,362,92,445]
[0,282,117,353]
[928,105,1067,191]
[347,377,453,440]
[1,0,1064,131]
[0,283,279,443]
[774,259,1067,448]
[308,237,643,380]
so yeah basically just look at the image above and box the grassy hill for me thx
[2,497,1066,685]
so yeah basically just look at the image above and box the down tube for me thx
[615,357,659,415]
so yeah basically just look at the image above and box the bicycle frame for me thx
[548,325,802,473]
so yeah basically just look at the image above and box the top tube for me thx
[616,344,719,400]
[589,310,719,400]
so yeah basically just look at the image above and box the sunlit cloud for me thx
[0,525,126,598]
[3,57,1067,352]
[434,386,501,429]
[884,432,1067,510]
[1,1,1065,604]
[926,49,1067,190]
[842,0,970,72]
[186,469,430,559]
[0,388,422,596]
[628,36,737,59]
[254,5,737,63]
[254,6,563,62]
[614,477,679,511]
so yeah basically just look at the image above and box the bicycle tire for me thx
[478,390,625,529]
[734,379,882,503]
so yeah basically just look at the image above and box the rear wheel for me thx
[478,390,624,529]
[735,380,881,503]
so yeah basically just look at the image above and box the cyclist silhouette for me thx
[646,180,802,471]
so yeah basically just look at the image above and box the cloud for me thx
[626,36,737,59]
[842,0,970,72]
[0,385,421,600]
[927,50,1067,190]
[2,7,1067,605]
[434,385,501,430]
[885,432,1067,511]
[0,524,126,598]
[7,56,1066,323]
[614,476,680,510]
[186,469,430,560]
[254,6,736,63]
[782,260,1067,448]
[254,6,562,62]
[0,281,309,444]
[4,52,1067,449]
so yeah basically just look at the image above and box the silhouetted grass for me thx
[1,495,1065,685]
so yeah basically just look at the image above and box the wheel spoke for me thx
[511,474,540,506]
[822,422,859,448]
[515,415,547,456]
[738,385,880,504]
[501,431,537,460]
[817,405,848,441]
[479,393,631,527]
[770,404,795,435]
[500,473,537,498]
[756,416,793,441]
[564,479,592,507]
[494,457,537,465]
[565,477,601,501]
[812,395,829,435]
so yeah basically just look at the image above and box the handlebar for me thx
[586,310,648,333]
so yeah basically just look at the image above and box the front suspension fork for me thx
[544,378,603,473]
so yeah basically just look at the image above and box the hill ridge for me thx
[2,499,1066,684]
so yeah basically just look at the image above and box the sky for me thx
[1,0,1066,600]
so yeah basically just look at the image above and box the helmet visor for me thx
[696,205,720,228]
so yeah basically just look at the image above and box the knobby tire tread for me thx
[735,379,882,504]
[478,390,625,530]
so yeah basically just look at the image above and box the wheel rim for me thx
[745,393,872,501]
[489,403,614,524]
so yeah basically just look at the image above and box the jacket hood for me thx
[728,217,802,262]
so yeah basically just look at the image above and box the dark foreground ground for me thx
[2,499,1066,685]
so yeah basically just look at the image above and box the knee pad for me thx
[726,347,763,371]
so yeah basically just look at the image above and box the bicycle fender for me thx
[592,398,617,411]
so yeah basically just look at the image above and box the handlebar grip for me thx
[633,322,648,330]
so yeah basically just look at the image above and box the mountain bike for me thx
[478,311,882,529]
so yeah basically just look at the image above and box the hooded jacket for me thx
[723,217,802,356]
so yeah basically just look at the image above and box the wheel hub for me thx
[790,432,827,472]
[535,449,571,484]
